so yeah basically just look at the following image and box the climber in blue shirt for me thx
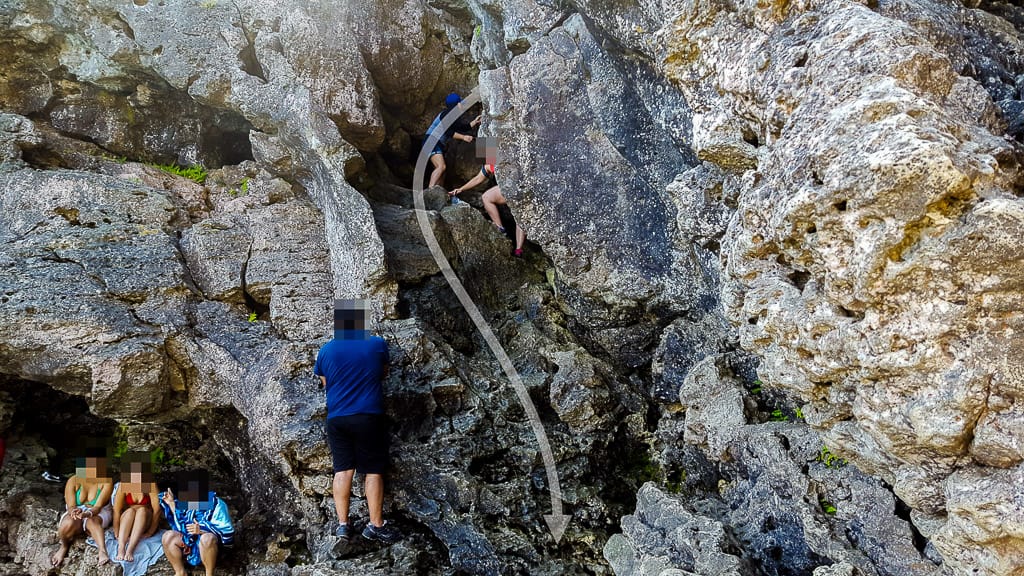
[424,92,481,188]
[314,299,401,544]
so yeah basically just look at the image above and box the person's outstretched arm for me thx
[451,171,488,197]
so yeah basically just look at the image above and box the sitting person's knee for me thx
[57,522,77,538]
[199,533,218,548]
[162,530,181,546]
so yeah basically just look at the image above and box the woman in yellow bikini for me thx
[51,451,114,567]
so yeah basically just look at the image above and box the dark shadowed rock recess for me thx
[1,0,1022,574]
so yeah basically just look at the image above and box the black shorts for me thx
[326,414,390,474]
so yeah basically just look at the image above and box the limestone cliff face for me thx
[1,0,1022,574]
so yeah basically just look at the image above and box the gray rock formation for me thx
[3,0,1023,573]
[654,0,1024,571]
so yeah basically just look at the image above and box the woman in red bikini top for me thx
[112,455,161,563]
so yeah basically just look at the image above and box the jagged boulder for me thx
[657,0,1024,570]
[482,12,711,370]
[603,483,743,576]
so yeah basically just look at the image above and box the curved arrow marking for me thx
[411,88,570,543]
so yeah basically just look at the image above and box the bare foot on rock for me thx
[50,543,69,568]
[98,549,111,566]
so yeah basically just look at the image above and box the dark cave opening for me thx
[2,378,119,479]
[373,100,485,191]
[0,377,265,573]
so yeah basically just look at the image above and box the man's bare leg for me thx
[365,473,384,527]
[482,186,505,229]
[116,507,136,560]
[198,533,218,576]
[515,225,527,251]
[162,531,187,576]
[428,154,446,188]
[50,515,80,567]
[85,515,109,565]
[126,507,150,561]
[332,470,355,524]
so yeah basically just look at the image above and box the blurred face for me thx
[123,461,153,492]
[476,137,497,165]
[77,456,108,480]
[176,471,213,510]
[334,299,370,338]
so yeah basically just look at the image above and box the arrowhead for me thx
[544,514,571,543]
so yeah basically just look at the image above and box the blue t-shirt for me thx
[425,107,470,146]
[314,332,389,418]
[426,112,444,142]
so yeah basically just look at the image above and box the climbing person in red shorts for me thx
[450,148,528,257]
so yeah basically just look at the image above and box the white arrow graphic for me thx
[411,88,570,543]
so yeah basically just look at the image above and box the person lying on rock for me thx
[113,453,160,562]
[424,91,481,188]
[315,299,401,544]
[51,448,115,567]
[159,470,234,576]
[450,159,527,257]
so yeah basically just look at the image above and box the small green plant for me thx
[230,177,250,197]
[545,268,559,299]
[794,406,804,420]
[663,468,687,494]
[769,408,787,422]
[151,162,208,184]
[112,424,130,458]
[819,497,837,515]
[152,446,185,467]
[248,312,258,323]
[200,0,217,8]
[474,24,482,38]
[817,446,847,468]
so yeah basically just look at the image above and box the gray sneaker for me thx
[362,521,402,544]
[335,523,352,540]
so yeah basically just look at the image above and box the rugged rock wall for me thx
[660,0,1024,572]
[1,0,1023,574]
[473,0,1024,573]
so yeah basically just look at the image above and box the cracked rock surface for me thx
[2,0,1024,574]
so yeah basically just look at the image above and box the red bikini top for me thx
[125,492,151,506]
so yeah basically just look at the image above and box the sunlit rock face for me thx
[2,0,1024,574]
[655,0,1024,572]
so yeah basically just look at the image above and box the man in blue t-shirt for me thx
[314,299,401,544]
